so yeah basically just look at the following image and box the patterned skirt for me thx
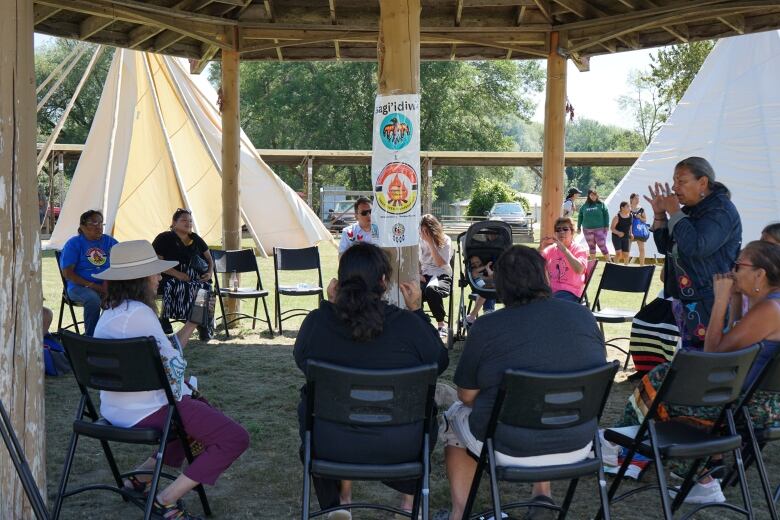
[160,265,211,321]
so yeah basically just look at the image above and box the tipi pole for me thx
[36,43,84,95]
[0,0,46,517]
[36,44,89,111]
[377,0,421,306]
[541,32,567,239]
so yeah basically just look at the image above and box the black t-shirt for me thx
[294,301,449,463]
[151,230,208,275]
[454,298,606,457]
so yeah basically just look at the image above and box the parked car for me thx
[325,200,357,232]
[487,202,532,231]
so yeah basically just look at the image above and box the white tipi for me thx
[605,30,780,258]
[46,49,332,254]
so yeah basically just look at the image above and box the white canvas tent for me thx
[46,48,332,254]
[605,30,780,258]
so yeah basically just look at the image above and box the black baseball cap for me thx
[567,188,582,197]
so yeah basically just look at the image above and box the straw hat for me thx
[94,240,178,281]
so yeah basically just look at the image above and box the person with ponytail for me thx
[294,243,449,519]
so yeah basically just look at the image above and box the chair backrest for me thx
[591,263,655,310]
[59,330,171,395]
[495,362,619,431]
[306,360,437,426]
[211,248,259,275]
[274,246,321,271]
[660,347,760,408]
[757,348,780,393]
[579,259,599,304]
[54,250,68,292]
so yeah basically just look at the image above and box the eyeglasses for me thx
[359,209,372,216]
[83,220,104,227]
[554,227,572,232]
[732,261,755,272]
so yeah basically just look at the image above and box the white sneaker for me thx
[327,509,351,520]
[438,326,449,338]
[669,479,726,504]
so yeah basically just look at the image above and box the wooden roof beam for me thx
[34,4,60,24]
[190,43,221,73]
[79,15,114,39]
[126,0,215,49]
[533,0,553,23]
[36,0,231,49]
[718,14,745,33]
[662,23,689,42]
[552,0,605,19]
[455,0,464,25]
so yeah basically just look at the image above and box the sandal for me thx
[123,475,150,497]
[153,499,203,520]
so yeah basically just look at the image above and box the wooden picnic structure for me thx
[4,0,780,515]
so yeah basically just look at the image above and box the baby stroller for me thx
[454,220,513,340]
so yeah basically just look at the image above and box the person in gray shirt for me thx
[442,245,607,520]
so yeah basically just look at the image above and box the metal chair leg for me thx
[557,479,579,520]
[742,407,778,520]
[301,431,312,520]
[52,431,80,520]
[486,440,502,520]
[648,422,673,520]
[262,298,273,336]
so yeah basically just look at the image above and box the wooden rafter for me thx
[126,0,214,49]
[328,0,340,58]
[533,0,553,23]
[34,4,60,24]
[718,14,745,33]
[79,15,113,39]
[36,0,231,49]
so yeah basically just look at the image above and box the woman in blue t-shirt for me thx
[59,210,118,335]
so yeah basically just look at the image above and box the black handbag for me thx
[189,253,209,275]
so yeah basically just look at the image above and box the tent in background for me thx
[46,49,332,255]
[605,30,780,259]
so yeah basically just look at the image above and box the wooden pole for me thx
[0,0,46,516]
[426,158,433,214]
[378,0,420,306]
[541,31,567,239]
[221,44,241,315]
[307,156,313,208]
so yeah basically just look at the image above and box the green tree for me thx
[648,40,714,108]
[618,70,668,146]
[466,178,516,217]
[211,60,544,201]
[36,40,113,145]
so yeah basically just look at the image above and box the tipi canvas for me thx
[46,49,332,254]
[605,30,780,258]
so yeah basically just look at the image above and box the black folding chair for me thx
[301,361,438,520]
[578,259,599,306]
[0,399,50,519]
[54,250,84,334]
[462,361,620,520]
[273,246,324,334]
[590,263,655,369]
[600,347,760,520]
[54,331,211,520]
[211,248,273,337]
[722,350,780,519]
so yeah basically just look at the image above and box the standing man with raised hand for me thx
[338,197,379,257]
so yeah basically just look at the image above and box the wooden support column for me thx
[541,32,567,239]
[221,43,241,315]
[423,157,434,214]
[0,0,45,516]
[378,0,420,306]
[306,156,313,208]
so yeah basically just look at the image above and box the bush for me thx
[514,194,530,214]
[467,178,516,217]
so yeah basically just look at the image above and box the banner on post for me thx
[371,94,421,247]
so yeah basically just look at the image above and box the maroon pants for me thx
[135,396,249,486]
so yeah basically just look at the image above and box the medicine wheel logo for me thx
[375,162,418,215]
[380,113,413,150]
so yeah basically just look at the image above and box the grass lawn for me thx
[41,243,779,519]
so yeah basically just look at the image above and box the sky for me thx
[531,48,655,130]
[35,33,655,131]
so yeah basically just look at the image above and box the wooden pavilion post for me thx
[541,32,567,239]
[377,0,421,306]
[0,0,46,516]
[221,42,241,316]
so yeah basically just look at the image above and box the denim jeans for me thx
[66,285,102,336]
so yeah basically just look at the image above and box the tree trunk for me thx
[0,0,46,516]
[377,0,421,306]
[541,32,567,239]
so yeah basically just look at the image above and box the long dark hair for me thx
[334,243,392,342]
[105,277,158,312]
[494,245,551,307]
[584,189,599,205]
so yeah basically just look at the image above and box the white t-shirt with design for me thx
[94,300,191,427]
[420,235,453,278]
[338,222,379,254]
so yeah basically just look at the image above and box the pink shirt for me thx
[542,242,588,297]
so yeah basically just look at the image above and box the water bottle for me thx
[189,288,209,325]
[230,270,238,291]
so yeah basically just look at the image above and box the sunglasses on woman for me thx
[732,261,755,272]
[554,227,572,233]
[359,209,372,216]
